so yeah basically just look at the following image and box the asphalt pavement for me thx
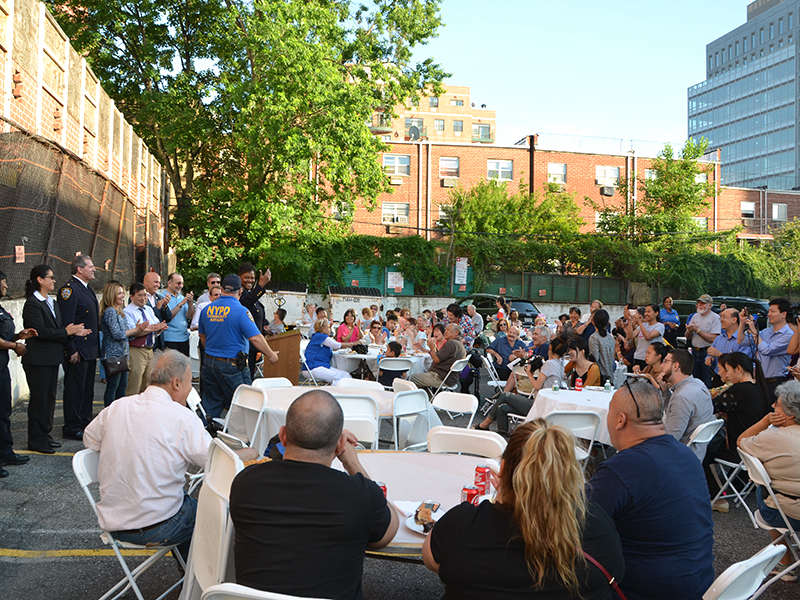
[1,373,800,599]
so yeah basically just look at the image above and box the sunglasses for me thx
[624,378,641,419]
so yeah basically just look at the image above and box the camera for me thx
[518,354,545,372]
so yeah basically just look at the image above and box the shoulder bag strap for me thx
[582,550,628,600]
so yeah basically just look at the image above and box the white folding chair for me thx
[391,389,431,450]
[299,341,319,386]
[703,545,784,600]
[481,355,507,391]
[337,378,384,391]
[181,440,245,600]
[426,425,506,459]
[430,357,471,397]
[738,448,800,598]
[220,385,270,455]
[296,323,311,339]
[687,419,725,451]
[201,582,332,600]
[253,354,265,379]
[331,393,380,449]
[392,378,418,392]
[72,449,185,600]
[544,411,601,473]
[377,357,414,390]
[711,458,756,524]
[186,388,211,494]
[431,391,478,428]
[252,377,293,390]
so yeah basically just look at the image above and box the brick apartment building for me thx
[349,133,800,244]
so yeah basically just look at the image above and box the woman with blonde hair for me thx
[99,282,148,406]
[424,420,623,598]
[304,318,358,385]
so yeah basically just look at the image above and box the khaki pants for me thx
[410,371,444,390]
[126,347,153,395]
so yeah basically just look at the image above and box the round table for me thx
[331,347,432,378]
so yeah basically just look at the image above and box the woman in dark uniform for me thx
[0,271,37,477]
[22,265,85,454]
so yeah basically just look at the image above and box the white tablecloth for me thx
[336,452,490,556]
[526,388,613,445]
[331,348,432,378]
[262,386,441,446]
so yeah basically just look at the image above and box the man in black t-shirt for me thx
[230,389,398,600]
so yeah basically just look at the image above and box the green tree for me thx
[46,0,447,262]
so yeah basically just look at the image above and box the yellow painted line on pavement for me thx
[15,450,76,457]
[0,548,158,557]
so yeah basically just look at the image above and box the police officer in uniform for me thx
[238,262,271,379]
[57,255,100,440]
[0,271,37,477]
[199,274,278,418]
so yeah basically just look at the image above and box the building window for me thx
[770,23,774,39]
[693,217,709,230]
[438,204,452,224]
[472,123,491,141]
[429,97,439,108]
[383,154,411,176]
[736,41,740,56]
[595,166,620,186]
[780,18,784,34]
[741,201,756,219]
[547,162,567,184]
[645,169,657,180]
[450,99,464,106]
[791,14,794,30]
[752,32,756,48]
[780,39,784,48]
[695,173,708,183]
[434,119,444,132]
[715,52,719,67]
[760,29,765,43]
[439,157,459,178]
[744,37,748,52]
[728,46,732,60]
[381,135,391,142]
[773,203,788,221]
[488,160,513,181]
[453,120,463,132]
[708,55,713,70]
[381,203,410,223]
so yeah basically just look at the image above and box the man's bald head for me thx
[284,390,344,454]
[607,379,664,450]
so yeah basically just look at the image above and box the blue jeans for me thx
[756,485,800,530]
[692,347,712,388]
[113,493,197,560]
[201,357,251,418]
[104,369,129,407]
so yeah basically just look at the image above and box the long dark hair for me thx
[725,352,770,414]
[593,309,609,337]
[25,265,52,297]
[568,337,597,363]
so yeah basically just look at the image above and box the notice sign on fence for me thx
[499,287,506,295]
[539,289,547,296]
[15,246,24,263]
[459,285,466,292]
[455,257,468,285]
[387,271,404,290]
[351,280,359,287]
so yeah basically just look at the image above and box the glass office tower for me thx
[688,0,797,189]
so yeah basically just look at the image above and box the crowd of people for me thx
[6,266,800,598]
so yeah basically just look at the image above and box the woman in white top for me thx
[402,317,429,353]
[361,320,387,346]
[508,309,523,330]
[626,303,664,371]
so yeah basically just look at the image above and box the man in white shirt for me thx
[196,273,221,306]
[685,294,720,388]
[84,350,255,562]
[124,282,167,395]
[467,304,484,335]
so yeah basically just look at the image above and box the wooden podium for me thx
[259,329,301,384]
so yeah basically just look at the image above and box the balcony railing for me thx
[472,133,494,143]
[368,113,393,135]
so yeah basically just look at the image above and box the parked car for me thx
[712,296,770,329]
[457,294,542,328]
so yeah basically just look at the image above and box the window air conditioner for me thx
[442,178,457,188]
[600,186,615,197]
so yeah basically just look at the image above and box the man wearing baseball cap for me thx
[199,274,279,418]
[684,294,720,388]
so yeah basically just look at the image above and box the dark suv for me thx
[712,296,770,330]
[458,294,542,327]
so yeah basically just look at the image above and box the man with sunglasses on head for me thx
[196,273,221,306]
[587,378,714,600]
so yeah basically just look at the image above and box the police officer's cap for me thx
[222,274,242,292]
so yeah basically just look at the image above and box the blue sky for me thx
[412,0,749,147]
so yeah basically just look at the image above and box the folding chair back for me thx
[338,379,384,391]
[201,582,333,600]
[296,323,311,339]
[392,389,431,450]
[702,545,784,600]
[331,393,380,449]
[544,411,601,471]
[252,377,293,390]
[431,391,479,428]
[687,419,725,446]
[378,357,413,386]
[223,385,269,455]
[427,425,507,459]
[432,357,471,395]
[481,355,505,389]
[393,378,418,392]
[204,438,245,501]
[72,449,183,600]
[299,341,318,386]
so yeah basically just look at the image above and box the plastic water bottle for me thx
[604,378,612,393]
[552,380,559,394]
[575,377,583,392]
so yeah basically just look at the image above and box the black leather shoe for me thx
[48,440,62,448]
[0,453,31,466]
[0,467,8,478]
[28,446,55,455]
[63,431,83,441]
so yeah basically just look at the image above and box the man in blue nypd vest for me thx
[199,274,278,418]
[57,255,99,440]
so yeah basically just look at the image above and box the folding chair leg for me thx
[751,556,800,599]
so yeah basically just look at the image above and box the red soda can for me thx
[375,481,387,498]
[475,464,492,495]
[461,485,479,505]
[575,377,583,392]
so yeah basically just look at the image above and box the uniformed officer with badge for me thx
[199,274,278,418]
[57,255,100,440]
[0,271,37,477]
